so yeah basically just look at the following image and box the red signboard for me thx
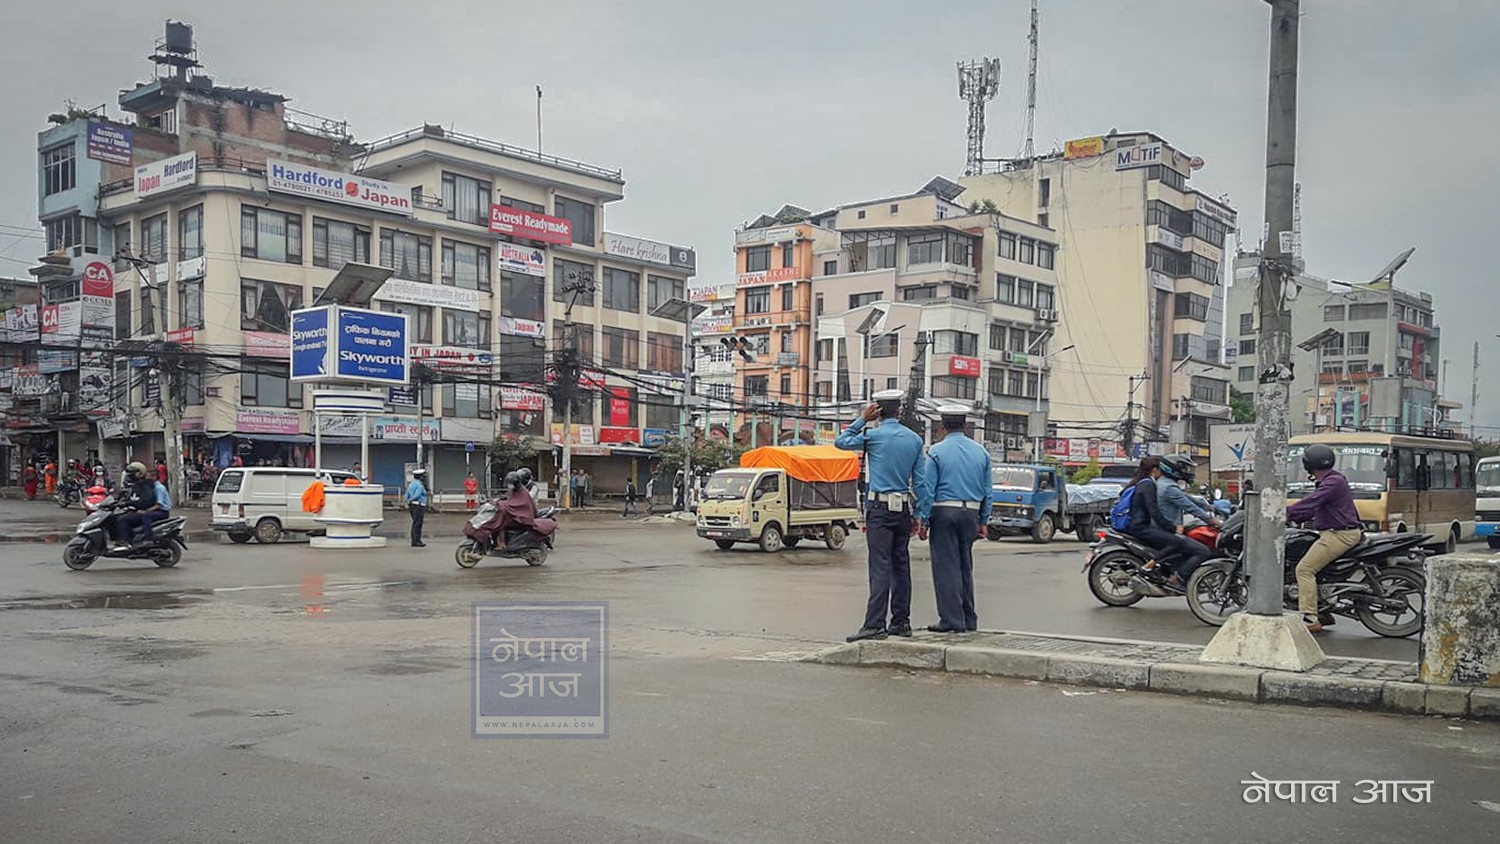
[949,355,981,377]
[82,262,114,297]
[598,426,639,444]
[165,328,195,347]
[609,388,632,427]
[489,204,573,245]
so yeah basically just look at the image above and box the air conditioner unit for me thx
[1036,308,1059,322]
[1005,435,1025,450]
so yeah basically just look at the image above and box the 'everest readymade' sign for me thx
[266,159,414,216]
[489,204,572,245]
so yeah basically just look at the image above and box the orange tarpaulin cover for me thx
[739,445,860,483]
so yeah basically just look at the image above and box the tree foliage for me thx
[487,436,537,474]
[1230,387,1255,424]
[1475,439,1500,460]
[1068,458,1103,484]
[655,436,745,478]
[966,198,1000,214]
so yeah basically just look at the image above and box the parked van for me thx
[211,467,360,544]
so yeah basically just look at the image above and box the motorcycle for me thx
[55,479,83,508]
[63,495,189,571]
[455,484,558,568]
[1183,510,1430,636]
[1083,513,1230,607]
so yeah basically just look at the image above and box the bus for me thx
[1287,432,1476,553]
[1475,455,1500,549]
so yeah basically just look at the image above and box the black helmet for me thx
[1160,454,1196,482]
[1301,444,1336,473]
[503,470,526,490]
[514,468,533,486]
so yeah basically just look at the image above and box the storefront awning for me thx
[207,433,367,445]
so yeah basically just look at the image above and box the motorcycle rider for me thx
[112,461,172,551]
[1157,455,1221,537]
[1286,443,1363,633]
[1122,456,1215,586]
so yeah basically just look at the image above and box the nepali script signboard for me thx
[473,601,607,738]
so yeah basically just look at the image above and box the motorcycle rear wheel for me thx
[524,548,548,566]
[1086,553,1145,607]
[455,542,484,568]
[1355,566,1425,638]
[63,540,96,571]
[153,543,182,568]
[1186,561,1247,627]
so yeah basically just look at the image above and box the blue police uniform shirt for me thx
[405,479,429,506]
[153,481,172,511]
[835,417,927,497]
[917,431,992,523]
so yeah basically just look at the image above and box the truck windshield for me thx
[992,467,1036,490]
[704,474,753,500]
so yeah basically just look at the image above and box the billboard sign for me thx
[488,204,572,244]
[134,151,197,198]
[85,122,133,165]
[948,355,981,377]
[1115,142,1164,170]
[335,308,409,385]
[373,277,480,311]
[497,316,546,338]
[290,307,333,381]
[1208,423,1256,472]
[497,243,546,277]
[244,331,290,359]
[1064,136,1105,159]
[266,159,414,216]
[604,233,672,265]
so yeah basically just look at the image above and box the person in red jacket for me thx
[464,471,480,510]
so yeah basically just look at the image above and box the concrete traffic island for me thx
[805,629,1500,720]
[309,484,387,549]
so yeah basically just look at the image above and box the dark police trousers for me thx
[930,506,979,631]
[409,503,426,545]
[862,501,913,631]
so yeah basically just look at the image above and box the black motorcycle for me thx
[1184,510,1429,637]
[55,479,82,509]
[63,495,189,571]
[1083,515,1231,608]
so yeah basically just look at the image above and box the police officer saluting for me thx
[836,389,928,642]
[917,405,992,633]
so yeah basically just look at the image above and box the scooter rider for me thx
[112,461,172,551]
[1286,444,1363,633]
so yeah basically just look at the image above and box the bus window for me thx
[1395,449,1417,490]
[1458,453,1475,489]
[1430,452,1454,490]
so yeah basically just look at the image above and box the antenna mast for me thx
[957,57,1001,176]
[1021,0,1039,159]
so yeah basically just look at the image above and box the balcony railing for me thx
[362,125,624,184]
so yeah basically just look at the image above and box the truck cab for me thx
[987,463,1113,543]
[695,446,862,553]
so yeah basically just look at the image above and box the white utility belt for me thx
[933,500,982,509]
[867,492,910,509]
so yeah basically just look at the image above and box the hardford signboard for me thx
[266,159,414,216]
[488,204,572,245]
[135,151,197,198]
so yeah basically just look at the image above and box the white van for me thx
[211,467,360,544]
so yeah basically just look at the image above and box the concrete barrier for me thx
[1419,553,1500,687]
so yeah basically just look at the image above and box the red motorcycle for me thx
[455,487,558,568]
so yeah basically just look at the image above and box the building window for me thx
[1324,332,1345,356]
[989,323,1007,350]
[114,291,132,340]
[1192,213,1227,246]
[948,233,975,267]
[779,331,794,353]
[378,229,432,281]
[869,237,896,269]
[1035,284,1055,311]
[1148,200,1194,234]
[1008,327,1028,354]
[179,279,203,329]
[441,240,492,291]
[907,232,944,266]
[998,231,1017,260]
[931,375,977,400]
[1239,338,1257,356]
[443,309,490,347]
[745,245,771,273]
[1148,244,1185,275]
[1174,292,1210,321]
[379,302,433,344]
[1189,253,1220,284]
[644,397,678,431]
[441,172,492,225]
[1015,279,1035,309]
[823,259,837,276]
[1190,376,1227,405]
[602,326,639,369]
[42,144,76,196]
[240,279,303,332]
[312,218,371,268]
[996,273,1015,304]
[552,258,595,306]
[554,196,596,246]
[441,383,494,419]
[849,291,881,309]
[1239,312,1254,335]
[1349,302,1388,320]
[744,286,771,314]
[44,279,80,304]
[241,361,300,408]
[1346,331,1370,356]
[141,213,169,263]
[780,243,795,268]
[496,335,545,384]
[1238,366,1254,381]
[1172,333,1192,361]
[646,332,683,373]
[240,207,301,264]
[1036,242,1055,269]
[178,205,203,260]
[43,214,92,253]
[951,284,971,301]
[933,330,979,357]
[902,285,937,301]
[112,221,132,263]
[1039,178,1051,208]
[1347,360,1368,375]
[780,285,794,311]
[780,373,793,397]
[647,274,684,313]
[1148,165,1188,191]
[1017,237,1035,265]
[869,333,899,357]
[745,375,769,397]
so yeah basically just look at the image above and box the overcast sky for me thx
[2,0,1496,430]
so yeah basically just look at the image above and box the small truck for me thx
[986,463,1118,543]
[695,445,862,552]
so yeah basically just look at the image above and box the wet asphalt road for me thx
[2,507,1497,842]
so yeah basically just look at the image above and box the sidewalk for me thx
[809,629,1500,721]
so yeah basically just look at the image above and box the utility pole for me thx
[129,256,185,502]
[1203,0,1322,670]
[1123,371,1149,457]
[1469,340,1479,440]
[898,331,930,437]
[557,268,593,509]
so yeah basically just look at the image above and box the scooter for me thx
[455,484,558,568]
[63,495,189,571]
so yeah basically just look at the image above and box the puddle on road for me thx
[0,532,69,544]
[0,590,212,611]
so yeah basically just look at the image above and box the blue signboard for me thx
[290,307,332,381]
[335,308,408,385]
[642,428,668,447]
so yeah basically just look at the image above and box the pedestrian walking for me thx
[569,470,582,508]
[21,463,37,500]
[622,478,640,518]
[835,389,928,642]
[673,470,686,511]
[644,476,656,515]
[405,468,429,547]
[464,471,479,510]
[43,459,57,497]
[917,405,992,633]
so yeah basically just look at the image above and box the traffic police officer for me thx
[836,389,928,642]
[917,405,992,632]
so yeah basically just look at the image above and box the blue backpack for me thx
[1108,484,1137,531]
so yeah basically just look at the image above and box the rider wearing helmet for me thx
[1156,455,1220,540]
[1122,456,1215,585]
[1286,444,1363,633]
[112,461,172,550]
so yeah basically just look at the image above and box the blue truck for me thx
[986,464,1118,544]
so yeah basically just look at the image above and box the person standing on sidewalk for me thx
[1286,444,1362,633]
[464,471,479,510]
[836,389,928,643]
[622,477,640,518]
[405,468,430,547]
[917,406,992,633]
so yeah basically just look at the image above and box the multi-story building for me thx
[25,22,693,496]
[960,131,1239,457]
[1226,255,1443,435]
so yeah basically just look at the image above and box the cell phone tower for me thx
[957,57,1001,176]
